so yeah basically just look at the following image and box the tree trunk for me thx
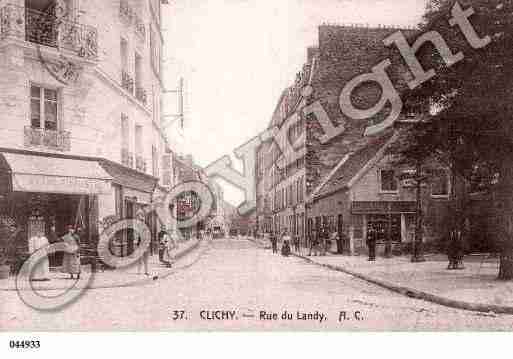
[498,160,513,280]
[412,162,425,262]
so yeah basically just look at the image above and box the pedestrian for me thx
[270,231,278,254]
[447,227,465,270]
[158,225,167,264]
[331,229,342,255]
[309,229,319,256]
[163,231,177,268]
[61,225,81,280]
[281,229,291,257]
[136,232,150,276]
[263,231,269,249]
[366,228,377,262]
[28,229,50,282]
[320,226,328,256]
[293,233,301,254]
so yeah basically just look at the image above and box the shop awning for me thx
[99,160,158,195]
[0,152,112,195]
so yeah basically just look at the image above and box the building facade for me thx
[0,0,174,267]
[256,24,453,255]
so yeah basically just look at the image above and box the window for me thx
[120,38,129,72]
[121,114,129,150]
[297,157,304,169]
[380,170,398,192]
[135,125,143,154]
[135,52,143,88]
[152,145,159,177]
[30,85,58,131]
[149,28,160,75]
[431,169,450,197]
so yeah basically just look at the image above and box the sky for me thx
[161,0,427,205]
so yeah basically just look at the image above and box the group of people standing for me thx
[265,229,293,257]
[264,226,348,258]
[29,225,82,282]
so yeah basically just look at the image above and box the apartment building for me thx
[0,0,173,262]
[256,24,453,255]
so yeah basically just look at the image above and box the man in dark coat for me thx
[270,231,278,254]
[447,228,465,270]
[158,225,167,263]
[367,228,377,261]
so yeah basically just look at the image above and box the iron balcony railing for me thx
[24,126,71,152]
[0,4,98,59]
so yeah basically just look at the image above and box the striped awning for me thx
[0,152,112,195]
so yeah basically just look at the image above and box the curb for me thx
[248,237,513,315]
[293,253,513,315]
[0,240,206,292]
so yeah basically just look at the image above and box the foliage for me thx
[0,217,19,266]
[398,0,513,276]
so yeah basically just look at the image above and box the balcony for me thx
[135,155,147,173]
[121,148,134,168]
[24,126,71,152]
[121,71,134,94]
[135,86,147,105]
[0,4,98,60]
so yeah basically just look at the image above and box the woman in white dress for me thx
[28,230,50,281]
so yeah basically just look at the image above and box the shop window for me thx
[431,169,450,197]
[30,85,58,131]
[380,170,398,193]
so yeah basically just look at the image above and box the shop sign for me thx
[13,174,111,195]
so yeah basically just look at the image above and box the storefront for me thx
[0,151,112,268]
[351,201,416,254]
[98,160,159,258]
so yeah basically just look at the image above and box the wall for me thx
[306,25,415,197]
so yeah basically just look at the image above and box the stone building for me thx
[0,0,174,266]
[256,24,453,255]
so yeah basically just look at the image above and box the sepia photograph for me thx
[1,0,513,340]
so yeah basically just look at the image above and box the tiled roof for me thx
[314,131,394,200]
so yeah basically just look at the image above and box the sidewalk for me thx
[300,252,513,314]
[0,239,205,291]
[248,236,513,314]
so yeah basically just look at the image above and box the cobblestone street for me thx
[2,239,513,331]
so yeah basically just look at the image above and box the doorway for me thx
[367,214,402,243]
